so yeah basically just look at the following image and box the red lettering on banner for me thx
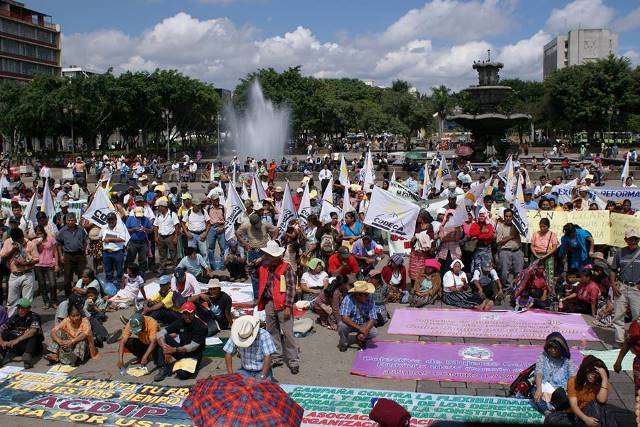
[59,399,90,411]
[26,396,58,408]
[118,405,138,417]
[88,402,121,414]
[132,407,167,418]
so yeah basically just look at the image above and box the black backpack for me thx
[508,363,536,398]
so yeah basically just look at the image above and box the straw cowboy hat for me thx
[230,315,261,348]
[260,240,285,257]
[204,279,221,289]
[348,281,375,294]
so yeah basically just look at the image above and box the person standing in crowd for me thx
[0,228,38,316]
[558,223,594,273]
[0,299,43,369]
[126,207,153,273]
[494,208,523,290]
[531,218,559,289]
[183,197,211,261]
[56,214,87,298]
[154,198,181,274]
[101,212,128,288]
[33,224,59,309]
[235,213,278,299]
[207,194,226,268]
[224,315,277,380]
[611,229,640,347]
[256,240,299,374]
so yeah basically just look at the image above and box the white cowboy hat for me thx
[260,240,285,257]
[204,278,221,289]
[348,281,375,294]
[230,315,260,348]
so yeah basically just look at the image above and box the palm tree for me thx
[431,85,452,139]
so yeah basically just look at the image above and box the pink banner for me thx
[352,341,583,384]
[388,308,599,341]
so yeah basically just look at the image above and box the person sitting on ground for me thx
[83,286,109,345]
[69,268,102,309]
[560,268,601,316]
[189,279,233,335]
[171,267,200,299]
[223,240,246,282]
[514,289,534,311]
[311,275,349,330]
[117,312,159,372]
[442,259,493,311]
[0,298,43,369]
[515,263,552,310]
[328,246,359,277]
[558,269,579,299]
[532,332,576,414]
[45,303,97,366]
[381,254,408,303]
[351,235,378,275]
[299,258,329,301]
[471,256,504,304]
[109,263,145,309]
[223,315,277,381]
[142,275,182,325]
[153,301,208,382]
[338,281,377,352]
[177,247,214,283]
[368,268,389,326]
[409,259,441,308]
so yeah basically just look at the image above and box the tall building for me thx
[0,0,61,82]
[543,29,618,79]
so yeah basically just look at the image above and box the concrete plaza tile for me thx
[455,388,475,396]
[415,381,447,393]
[439,381,466,388]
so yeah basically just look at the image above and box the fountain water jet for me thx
[226,80,290,161]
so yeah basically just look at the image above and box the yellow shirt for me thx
[150,291,180,312]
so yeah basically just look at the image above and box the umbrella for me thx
[455,145,474,157]
[183,374,304,427]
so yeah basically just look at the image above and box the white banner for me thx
[298,182,312,225]
[363,186,420,239]
[363,151,375,190]
[388,180,422,203]
[553,179,578,205]
[224,184,246,241]
[82,188,115,228]
[446,198,468,228]
[42,179,56,220]
[591,187,640,210]
[277,182,297,238]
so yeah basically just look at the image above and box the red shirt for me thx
[526,273,547,290]
[468,222,495,245]
[328,253,359,275]
[576,281,600,305]
[561,159,569,168]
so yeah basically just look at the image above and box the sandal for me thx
[44,354,59,364]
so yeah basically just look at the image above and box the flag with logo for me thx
[276,182,297,238]
[339,154,349,186]
[446,197,469,228]
[388,180,422,203]
[298,182,312,225]
[224,183,246,241]
[319,177,338,223]
[82,188,116,228]
[250,174,267,202]
[464,180,489,207]
[554,178,578,205]
[363,186,420,239]
[512,175,529,237]
[434,156,450,192]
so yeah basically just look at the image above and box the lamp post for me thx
[63,103,78,154]
[162,109,172,162]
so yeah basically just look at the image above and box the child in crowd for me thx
[559,268,601,316]
[108,264,145,310]
[516,263,551,309]
[515,289,534,312]
[558,270,579,298]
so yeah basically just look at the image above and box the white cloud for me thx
[59,4,580,92]
[546,0,615,34]
[614,7,640,32]
[622,50,640,66]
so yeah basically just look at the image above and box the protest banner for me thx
[280,384,543,426]
[352,341,583,384]
[0,370,543,427]
[82,188,115,228]
[610,212,640,247]
[591,187,640,210]
[364,186,420,239]
[224,184,245,241]
[526,210,610,245]
[388,180,422,203]
[298,181,312,225]
[276,181,297,238]
[388,308,599,341]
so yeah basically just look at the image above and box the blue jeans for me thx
[103,250,124,285]
[207,227,227,269]
[247,248,262,299]
[187,231,209,263]
[237,367,272,380]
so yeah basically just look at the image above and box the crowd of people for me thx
[0,146,638,426]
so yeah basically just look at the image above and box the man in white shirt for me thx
[440,181,463,199]
[101,212,128,286]
[183,197,210,261]
[457,168,472,185]
[318,166,332,194]
[154,198,182,273]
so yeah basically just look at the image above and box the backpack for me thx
[508,363,536,398]
[320,233,335,253]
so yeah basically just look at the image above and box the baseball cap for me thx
[134,195,144,203]
[625,229,640,239]
[158,275,171,286]
[129,313,144,335]
[180,301,196,313]
[16,298,31,308]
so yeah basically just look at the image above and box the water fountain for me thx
[448,51,530,160]
[226,80,291,160]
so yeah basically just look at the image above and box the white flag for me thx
[512,175,529,237]
[250,174,267,202]
[23,193,38,227]
[321,176,333,204]
[622,154,630,186]
[209,162,216,182]
[232,163,237,188]
[363,186,420,239]
[421,161,431,199]
[241,182,249,200]
[498,155,513,182]
[434,156,449,192]
[298,181,312,225]
[499,156,516,203]
[276,182,297,238]
[42,178,56,219]
[446,197,468,228]
[82,188,116,228]
[338,154,349,186]
[464,180,489,207]
[224,184,246,242]
[554,178,578,205]
[362,151,375,191]
[342,181,355,214]
[319,177,340,223]
[391,169,396,183]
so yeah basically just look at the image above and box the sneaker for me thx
[22,353,33,369]
[154,367,172,382]
[107,329,123,344]
[289,366,299,375]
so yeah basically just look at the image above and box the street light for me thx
[63,103,79,154]
[162,108,172,162]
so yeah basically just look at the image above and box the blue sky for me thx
[26,0,640,91]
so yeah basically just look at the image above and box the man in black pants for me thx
[154,301,207,381]
[0,298,43,368]
[117,313,159,370]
